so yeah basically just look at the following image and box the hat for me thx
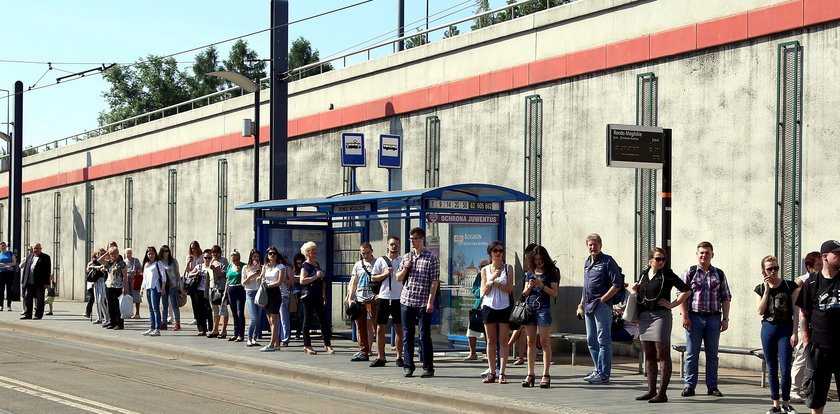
[820,240,840,255]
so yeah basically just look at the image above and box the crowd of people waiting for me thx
[4,232,840,414]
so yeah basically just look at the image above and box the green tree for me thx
[496,0,573,21]
[224,39,267,84]
[288,36,333,80]
[471,0,495,30]
[187,46,225,102]
[404,28,429,49]
[98,55,190,127]
[444,24,460,38]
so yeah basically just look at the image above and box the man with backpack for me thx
[369,236,404,368]
[679,241,732,398]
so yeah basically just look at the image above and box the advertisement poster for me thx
[449,224,498,338]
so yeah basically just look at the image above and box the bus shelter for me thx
[235,183,533,343]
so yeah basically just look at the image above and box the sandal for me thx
[499,373,507,384]
[513,357,525,365]
[483,373,496,383]
[304,347,317,355]
[539,374,551,389]
[325,346,335,355]
[522,374,535,387]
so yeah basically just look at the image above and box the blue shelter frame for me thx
[236,183,533,342]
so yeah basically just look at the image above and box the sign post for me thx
[606,124,673,261]
[341,132,366,167]
[378,134,402,169]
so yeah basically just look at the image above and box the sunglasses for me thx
[295,261,304,265]
[652,257,666,262]
[492,248,504,253]
[409,237,421,241]
[765,266,780,272]
[389,243,400,246]
[267,251,278,256]
[203,256,211,260]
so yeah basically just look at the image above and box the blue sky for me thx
[0,0,509,149]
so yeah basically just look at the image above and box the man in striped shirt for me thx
[397,227,440,379]
[679,241,732,398]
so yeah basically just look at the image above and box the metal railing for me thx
[25,0,571,159]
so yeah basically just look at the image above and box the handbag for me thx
[86,268,102,283]
[177,289,188,307]
[119,294,133,319]
[255,281,269,308]
[210,287,223,305]
[508,295,533,326]
[468,307,485,333]
[622,292,640,323]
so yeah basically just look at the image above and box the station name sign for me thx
[606,124,664,169]
[426,213,500,224]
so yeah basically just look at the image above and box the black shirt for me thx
[796,272,840,349]
[754,280,798,324]
[637,268,690,312]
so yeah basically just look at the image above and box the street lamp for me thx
[206,71,260,205]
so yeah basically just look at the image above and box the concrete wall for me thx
[7,0,840,370]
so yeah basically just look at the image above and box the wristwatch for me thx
[722,317,729,321]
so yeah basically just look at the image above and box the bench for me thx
[551,333,643,374]
[672,344,767,387]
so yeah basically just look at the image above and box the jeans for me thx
[0,271,13,307]
[161,287,180,325]
[227,285,246,339]
[761,321,794,401]
[146,288,162,331]
[279,295,291,343]
[94,279,108,323]
[684,312,721,389]
[245,290,264,341]
[584,302,613,378]
[401,305,434,371]
[105,287,124,328]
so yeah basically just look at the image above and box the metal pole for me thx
[10,81,22,257]
[426,0,429,31]
[397,0,405,51]
[270,0,289,201]
[661,129,672,263]
[253,82,260,246]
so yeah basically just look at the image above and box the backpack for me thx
[688,265,726,285]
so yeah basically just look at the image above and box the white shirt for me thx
[30,255,39,273]
[263,264,283,284]
[141,261,167,291]
[352,259,376,302]
[481,264,511,310]
[243,264,261,291]
[372,254,403,300]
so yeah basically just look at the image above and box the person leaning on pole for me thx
[796,240,840,414]
[678,241,731,398]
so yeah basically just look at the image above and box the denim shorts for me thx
[524,307,552,327]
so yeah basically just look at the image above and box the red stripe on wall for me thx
[5,0,836,197]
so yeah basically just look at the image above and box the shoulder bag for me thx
[622,292,640,323]
[508,295,533,326]
[255,280,269,308]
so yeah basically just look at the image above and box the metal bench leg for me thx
[571,341,576,366]
[762,360,766,388]
[680,352,685,378]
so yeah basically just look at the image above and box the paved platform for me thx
[0,300,822,413]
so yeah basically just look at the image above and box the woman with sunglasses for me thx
[279,253,295,347]
[260,246,286,351]
[158,245,182,330]
[222,250,247,343]
[98,246,126,330]
[480,240,513,384]
[243,249,264,347]
[207,245,229,338]
[187,250,213,336]
[754,255,800,414]
[299,242,334,355]
[521,245,560,388]
[140,246,167,336]
[632,248,691,403]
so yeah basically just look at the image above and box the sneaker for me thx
[0,306,4,311]
[260,346,277,352]
[369,358,386,367]
[395,357,404,367]
[789,395,805,404]
[142,329,153,336]
[351,353,370,362]
[173,323,181,331]
[159,323,167,330]
[420,369,435,378]
[583,371,599,382]
[46,312,53,316]
[766,407,783,414]
[92,319,102,324]
[150,329,160,336]
[783,406,798,414]
[587,375,609,384]
[188,319,197,325]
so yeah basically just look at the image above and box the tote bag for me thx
[622,292,640,323]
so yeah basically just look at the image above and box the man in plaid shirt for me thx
[679,241,732,398]
[396,227,440,378]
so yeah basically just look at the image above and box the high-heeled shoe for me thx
[539,375,551,389]
[521,374,535,387]
[483,373,496,383]
[499,373,507,384]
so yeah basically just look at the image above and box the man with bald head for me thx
[20,243,51,320]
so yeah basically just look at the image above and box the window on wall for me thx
[53,192,61,293]
[634,72,658,278]
[524,95,543,247]
[23,197,30,248]
[85,184,95,260]
[775,41,803,281]
[124,177,133,249]
[217,159,228,255]
[168,169,177,256]
[425,115,440,188]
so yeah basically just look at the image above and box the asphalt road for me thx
[0,330,455,414]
